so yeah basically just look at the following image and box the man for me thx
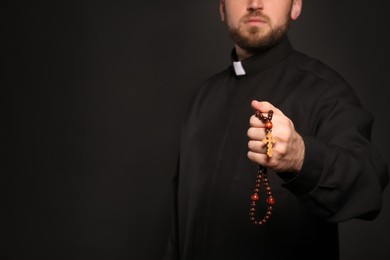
[164,0,389,259]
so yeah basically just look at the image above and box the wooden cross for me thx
[262,132,277,157]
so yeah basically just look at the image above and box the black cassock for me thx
[164,37,388,260]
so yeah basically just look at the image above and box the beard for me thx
[227,11,291,53]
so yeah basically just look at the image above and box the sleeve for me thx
[283,82,389,223]
[162,155,180,260]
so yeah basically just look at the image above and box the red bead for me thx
[267,196,275,205]
[265,121,273,129]
[251,193,259,201]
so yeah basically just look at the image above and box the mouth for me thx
[244,16,267,25]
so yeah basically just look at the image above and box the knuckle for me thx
[267,160,278,168]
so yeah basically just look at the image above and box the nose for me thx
[248,0,264,11]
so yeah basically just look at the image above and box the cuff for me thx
[282,136,326,197]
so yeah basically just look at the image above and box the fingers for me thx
[251,100,273,113]
[251,100,284,116]
[249,114,263,127]
[248,100,280,167]
[248,140,266,153]
[247,126,275,156]
[247,126,265,140]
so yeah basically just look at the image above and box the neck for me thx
[235,45,254,61]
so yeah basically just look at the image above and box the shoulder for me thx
[285,50,363,105]
[181,66,232,119]
[191,66,232,99]
[286,50,349,87]
[201,66,233,87]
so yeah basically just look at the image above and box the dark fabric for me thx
[163,37,389,260]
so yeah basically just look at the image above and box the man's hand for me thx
[247,100,305,173]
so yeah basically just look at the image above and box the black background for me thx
[4,1,390,259]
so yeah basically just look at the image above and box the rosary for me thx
[249,110,276,225]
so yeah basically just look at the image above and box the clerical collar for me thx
[231,37,293,77]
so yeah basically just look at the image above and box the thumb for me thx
[251,100,276,113]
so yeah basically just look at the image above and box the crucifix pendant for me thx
[262,132,276,157]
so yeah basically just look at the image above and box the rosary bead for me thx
[268,110,273,120]
[267,196,275,205]
[265,121,273,129]
[251,193,259,201]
